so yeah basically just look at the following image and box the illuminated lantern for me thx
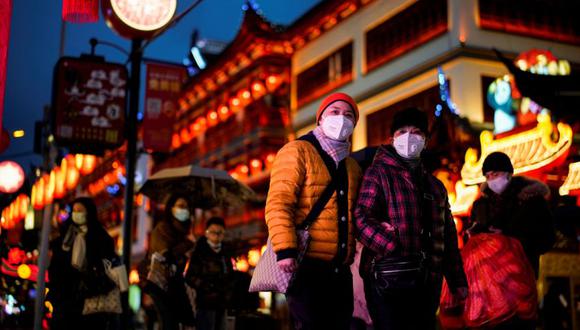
[249,158,262,176]
[248,249,261,267]
[180,127,191,144]
[33,178,45,210]
[19,195,29,220]
[75,154,84,169]
[229,97,242,113]
[237,164,249,180]
[62,0,99,23]
[129,269,140,284]
[66,165,80,191]
[453,217,463,233]
[235,257,249,272]
[239,89,252,106]
[8,247,24,264]
[265,153,276,169]
[80,155,97,175]
[207,111,219,127]
[218,105,230,120]
[251,81,266,99]
[171,133,181,150]
[265,74,282,92]
[53,167,66,199]
[0,161,25,193]
[17,264,31,279]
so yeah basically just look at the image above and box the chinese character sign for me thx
[143,62,186,152]
[52,57,127,153]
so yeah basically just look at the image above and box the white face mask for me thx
[393,132,425,159]
[320,115,354,141]
[72,212,87,225]
[173,208,190,222]
[487,175,511,194]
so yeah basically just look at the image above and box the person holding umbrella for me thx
[265,92,362,329]
[145,193,196,330]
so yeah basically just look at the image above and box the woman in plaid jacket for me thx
[354,107,467,330]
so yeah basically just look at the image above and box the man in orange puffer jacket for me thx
[265,92,362,330]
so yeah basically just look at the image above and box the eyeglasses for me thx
[206,230,225,236]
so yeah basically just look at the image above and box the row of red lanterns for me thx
[0,154,98,230]
[87,163,126,196]
[1,194,29,230]
[173,74,285,150]
[229,153,276,181]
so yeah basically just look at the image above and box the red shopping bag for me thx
[440,233,537,329]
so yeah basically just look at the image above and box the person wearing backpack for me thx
[265,92,362,330]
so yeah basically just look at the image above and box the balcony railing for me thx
[366,0,448,72]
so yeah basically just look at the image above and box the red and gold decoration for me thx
[62,0,99,23]
[102,0,177,39]
[559,162,580,197]
[0,160,25,193]
[461,114,573,185]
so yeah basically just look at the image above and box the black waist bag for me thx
[372,254,428,291]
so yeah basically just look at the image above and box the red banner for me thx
[52,56,128,154]
[0,0,12,135]
[143,62,186,153]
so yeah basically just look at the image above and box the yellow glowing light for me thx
[235,257,250,272]
[461,115,573,185]
[450,181,480,216]
[248,249,261,267]
[12,130,25,138]
[260,244,267,255]
[110,0,177,32]
[129,269,140,285]
[17,264,31,279]
[45,301,53,314]
[559,162,580,196]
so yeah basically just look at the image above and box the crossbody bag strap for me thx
[296,133,342,230]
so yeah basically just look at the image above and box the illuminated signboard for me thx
[52,56,128,154]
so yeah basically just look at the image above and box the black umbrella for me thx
[138,165,256,209]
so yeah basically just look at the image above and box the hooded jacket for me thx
[470,176,555,275]
[354,145,467,294]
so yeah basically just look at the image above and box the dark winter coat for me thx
[354,145,467,295]
[150,219,194,269]
[185,236,234,310]
[470,176,555,275]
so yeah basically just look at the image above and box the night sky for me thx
[1,0,321,171]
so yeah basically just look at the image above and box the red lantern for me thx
[66,165,80,191]
[62,0,99,23]
[207,111,219,127]
[0,161,25,193]
[171,133,181,150]
[218,105,230,120]
[265,74,282,92]
[251,81,266,99]
[53,166,66,199]
[80,155,97,175]
[180,127,191,144]
[265,153,276,169]
[239,89,252,106]
[249,158,262,176]
[75,154,84,169]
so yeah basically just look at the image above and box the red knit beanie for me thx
[316,92,359,125]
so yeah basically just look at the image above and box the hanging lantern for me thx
[19,195,29,221]
[180,127,191,144]
[62,0,99,23]
[66,165,80,191]
[249,158,262,176]
[75,154,84,169]
[251,81,266,99]
[80,155,97,175]
[229,97,242,114]
[265,153,276,169]
[218,105,230,120]
[53,166,66,199]
[32,178,45,210]
[171,133,181,150]
[238,89,252,106]
[265,74,282,92]
[207,111,219,127]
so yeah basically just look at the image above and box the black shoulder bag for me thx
[371,172,433,292]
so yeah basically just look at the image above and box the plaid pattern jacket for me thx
[354,145,467,293]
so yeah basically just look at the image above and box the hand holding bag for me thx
[82,258,123,315]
